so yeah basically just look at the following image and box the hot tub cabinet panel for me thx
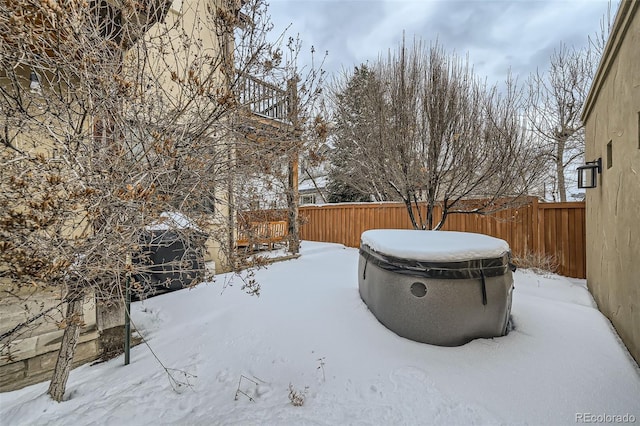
[358,230,514,347]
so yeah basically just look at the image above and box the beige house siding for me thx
[581,0,640,365]
[1,0,237,391]
[124,0,234,270]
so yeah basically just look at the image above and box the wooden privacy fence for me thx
[298,200,586,278]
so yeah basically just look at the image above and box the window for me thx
[637,111,640,149]
[300,194,316,205]
[170,0,183,14]
[50,148,63,163]
[201,195,216,214]
[607,140,613,169]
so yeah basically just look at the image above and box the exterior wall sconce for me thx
[577,158,602,189]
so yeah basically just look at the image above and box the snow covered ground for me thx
[1,241,639,425]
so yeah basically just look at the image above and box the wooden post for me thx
[124,274,131,366]
[537,200,546,256]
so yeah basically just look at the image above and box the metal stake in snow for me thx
[124,256,131,365]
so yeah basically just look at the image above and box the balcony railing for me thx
[236,72,291,123]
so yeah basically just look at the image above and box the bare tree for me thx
[526,43,596,201]
[1,0,288,401]
[234,34,327,255]
[330,40,543,230]
[526,1,614,202]
[589,0,614,58]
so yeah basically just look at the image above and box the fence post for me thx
[536,200,545,256]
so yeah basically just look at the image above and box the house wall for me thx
[136,0,233,270]
[131,0,229,107]
[0,291,100,392]
[0,68,102,392]
[582,0,640,365]
[0,0,237,391]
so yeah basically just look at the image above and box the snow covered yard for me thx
[1,241,639,425]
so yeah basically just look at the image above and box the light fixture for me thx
[577,158,601,189]
[29,70,41,94]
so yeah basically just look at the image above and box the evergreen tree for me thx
[327,65,390,202]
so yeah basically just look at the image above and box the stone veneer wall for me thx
[0,294,125,392]
[0,332,100,392]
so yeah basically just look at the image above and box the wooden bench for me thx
[237,220,288,250]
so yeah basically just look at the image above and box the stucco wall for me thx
[1,0,236,391]
[583,1,640,365]
[125,0,233,271]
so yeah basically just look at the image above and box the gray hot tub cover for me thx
[360,243,516,280]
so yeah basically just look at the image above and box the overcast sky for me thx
[267,0,615,85]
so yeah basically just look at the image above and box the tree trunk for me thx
[227,143,236,264]
[286,77,301,255]
[287,152,300,254]
[404,198,419,230]
[556,136,567,202]
[426,188,437,230]
[47,292,84,402]
[434,208,448,231]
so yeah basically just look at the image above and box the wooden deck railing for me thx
[237,220,288,249]
[236,72,290,122]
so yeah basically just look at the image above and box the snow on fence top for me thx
[360,229,510,262]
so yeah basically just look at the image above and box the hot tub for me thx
[358,229,514,346]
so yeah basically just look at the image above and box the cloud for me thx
[267,0,612,84]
